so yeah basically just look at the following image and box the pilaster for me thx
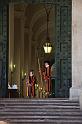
[70,0,82,106]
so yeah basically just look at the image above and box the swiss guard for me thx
[43,61,51,96]
[28,70,36,98]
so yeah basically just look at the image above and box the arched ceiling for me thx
[24,4,55,44]
[14,4,55,64]
[14,4,55,43]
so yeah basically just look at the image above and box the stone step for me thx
[0,98,82,124]
[6,119,82,124]
[0,98,78,102]
[0,111,82,116]
[0,103,79,106]
[0,98,79,102]
[0,105,80,109]
[0,115,82,120]
[0,108,80,112]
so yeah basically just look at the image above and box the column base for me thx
[69,87,81,100]
[80,90,82,110]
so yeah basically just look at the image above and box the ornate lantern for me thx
[43,5,52,53]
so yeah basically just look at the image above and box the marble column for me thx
[24,33,29,75]
[14,7,26,95]
[9,3,14,85]
[70,0,82,103]
[20,17,25,97]
[20,17,24,78]
[28,30,32,72]
[14,18,21,90]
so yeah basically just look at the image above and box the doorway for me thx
[0,0,72,98]
[8,4,55,98]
